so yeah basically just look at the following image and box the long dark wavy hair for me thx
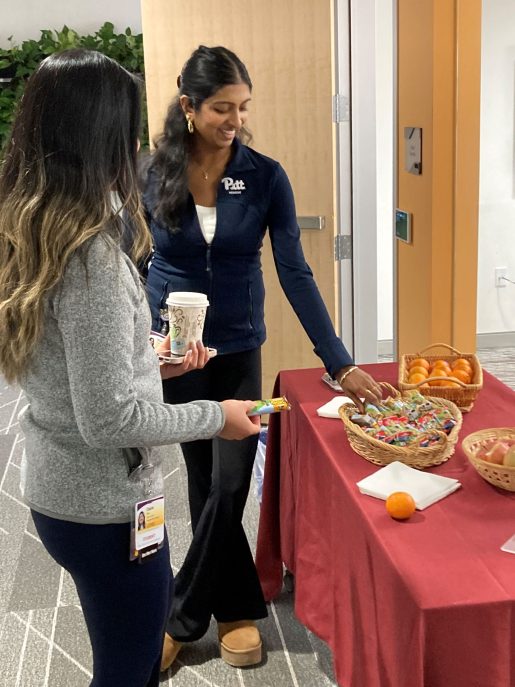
[0,48,151,384]
[150,45,252,228]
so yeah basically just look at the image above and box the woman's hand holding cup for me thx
[158,336,210,380]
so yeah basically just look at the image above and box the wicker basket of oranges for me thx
[398,343,482,412]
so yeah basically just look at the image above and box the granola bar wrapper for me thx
[247,397,291,416]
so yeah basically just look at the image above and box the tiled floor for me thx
[0,346,513,687]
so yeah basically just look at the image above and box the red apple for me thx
[485,441,511,465]
[476,447,490,462]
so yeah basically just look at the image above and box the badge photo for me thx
[132,495,165,561]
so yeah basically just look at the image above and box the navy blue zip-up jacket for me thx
[143,139,354,378]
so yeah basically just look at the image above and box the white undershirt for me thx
[195,205,217,244]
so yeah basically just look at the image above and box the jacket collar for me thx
[225,138,257,174]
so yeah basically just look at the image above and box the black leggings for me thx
[31,511,173,687]
[163,348,268,641]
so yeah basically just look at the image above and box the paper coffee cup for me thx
[166,292,209,356]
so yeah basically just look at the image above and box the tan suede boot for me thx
[160,633,183,671]
[218,620,262,667]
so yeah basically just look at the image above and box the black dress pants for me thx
[163,348,268,641]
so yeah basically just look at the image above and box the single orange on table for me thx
[409,357,430,371]
[385,492,416,520]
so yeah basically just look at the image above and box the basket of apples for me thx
[461,428,515,491]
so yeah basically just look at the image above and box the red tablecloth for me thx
[256,363,515,687]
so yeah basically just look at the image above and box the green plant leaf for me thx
[0,22,148,152]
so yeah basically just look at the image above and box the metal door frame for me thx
[334,0,381,363]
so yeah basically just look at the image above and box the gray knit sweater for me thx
[19,234,224,524]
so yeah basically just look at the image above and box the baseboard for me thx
[476,331,515,349]
[377,331,515,357]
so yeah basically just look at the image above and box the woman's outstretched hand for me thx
[336,366,383,413]
[218,400,261,440]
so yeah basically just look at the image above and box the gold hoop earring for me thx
[186,116,194,134]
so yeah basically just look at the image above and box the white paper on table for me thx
[356,460,462,510]
[500,534,515,554]
[316,396,355,418]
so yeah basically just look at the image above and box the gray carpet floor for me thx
[0,346,513,687]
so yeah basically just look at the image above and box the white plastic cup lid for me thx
[166,291,209,307]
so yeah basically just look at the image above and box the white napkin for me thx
[356,461,461,510]
[316,396,355,418]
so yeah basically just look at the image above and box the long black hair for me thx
[0,48,151,384]
[150,45,252,227]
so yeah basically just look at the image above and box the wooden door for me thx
[141,0,339,395]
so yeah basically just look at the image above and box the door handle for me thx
[297,216,325,230]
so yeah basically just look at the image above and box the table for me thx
[255,363,515,687]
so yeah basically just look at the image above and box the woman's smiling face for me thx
[185,83,252,150]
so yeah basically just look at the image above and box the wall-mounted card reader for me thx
[395,209,412,244]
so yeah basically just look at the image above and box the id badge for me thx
[130,494,165,563]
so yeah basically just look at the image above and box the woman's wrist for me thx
[337,365,358,386]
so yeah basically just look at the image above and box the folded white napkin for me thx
[356,461,461,510]
[316,396,355,418]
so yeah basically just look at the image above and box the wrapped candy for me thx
[350,413,376,428]
[350,390,456,446]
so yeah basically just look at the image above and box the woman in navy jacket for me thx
[143,45,382,670]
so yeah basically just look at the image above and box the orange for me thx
[439,377,461,388]
[409,357,430,371]
[431,360,452,373]
[408,372,428,385]
[408,366,429,378]
[452,359,473,374]
[428,367,450,386]
[428,367,449,378]
[452,368,471,384]
[385,492,416,520]
[452,357,471,368]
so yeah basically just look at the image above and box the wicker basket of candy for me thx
[462,427,515,492]
[398,342,482,412]
[338,382,463,469]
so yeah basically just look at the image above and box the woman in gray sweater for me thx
[0,49,260,687]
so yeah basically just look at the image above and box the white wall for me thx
[0,0,141,47]
[477,0,515,334]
